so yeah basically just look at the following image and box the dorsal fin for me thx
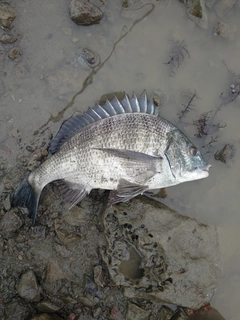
[48,91,155,155]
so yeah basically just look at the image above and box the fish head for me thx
[165,129,210,183]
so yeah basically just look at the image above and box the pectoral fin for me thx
[109,179,148,205]
[55,180,88,208]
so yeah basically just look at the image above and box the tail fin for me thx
[11,180,40,226]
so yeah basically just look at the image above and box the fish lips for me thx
[195,164,211,178]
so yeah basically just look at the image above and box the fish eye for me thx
[189,146,198,156]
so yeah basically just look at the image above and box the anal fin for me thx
[55,180,87,208]
[109,179,148,205]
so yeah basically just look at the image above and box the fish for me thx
[11,91,210,225]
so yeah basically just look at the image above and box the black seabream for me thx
[12,92,210,225]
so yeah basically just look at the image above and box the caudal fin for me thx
[11,180,40,226]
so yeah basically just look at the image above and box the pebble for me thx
[7,46,22,60]
[0,2,16,29]
[17,270,41,302]
[69,0,103,25]
[0,33,17,44]
[213,22,237,41]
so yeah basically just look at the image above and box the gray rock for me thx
[17,270,41,302]
[0,33,17,44]
[0,2,16,29]
[63,206,89,226]
[37,301,61,313]
[44,260,68,284]
[94,265,105,287]
[213,22,237,41]
[3,194,11,211]
[187,0,208,29]
[215,0,236,17]
[126,302,150,320]
[101,197,221,309]
[0,210,22,234]
[69,0,103,26]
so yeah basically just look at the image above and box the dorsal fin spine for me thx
[48,91,155,155]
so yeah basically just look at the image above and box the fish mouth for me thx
[202,164,211,172]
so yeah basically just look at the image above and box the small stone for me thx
[3,194,11,211]
[153,95,161,107]
[93,265,105,286]
[45,260,68,284]
[213,22,236,41]
[0,3,16,29]
[17,270,41,302]
[7,46,22,60]
[187,0,208,29]
[0,33,17,44]
[0,210,22,234]
[157,306,172,319]
[126,302,150,320]
[37,301,61,313]
[69,0,103,26]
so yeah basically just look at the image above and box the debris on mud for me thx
[101,197,221,310]
[69,0,103,26]
[76,47,100,68]
[0,2,16,29]
[214,143,235,166]
[164,40,190,76]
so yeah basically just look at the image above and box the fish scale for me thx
[12,92,210,225]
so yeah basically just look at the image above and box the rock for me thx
[157,306,172,319]
[54,218,81,244]
[45,260,68,284]
[101,197,221,309]
[3,194,11,210]
[93,265,105,287]
[17,270,41,302]
[76,47,100,68]
[213,22,237,41]
[187,0,208,29]
[126,302,150,320]
[47,66,89,96]
[69,0,103,25]
[0,210,22,234]
[7,46,22,60]
[0,33,17,44]
[214,144,235,166]
[37,301,61,313]
[0,3,16,29]
[215,0,236,17]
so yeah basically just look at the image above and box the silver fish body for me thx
[12,92,210,225]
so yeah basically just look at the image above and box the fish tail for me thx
[11,180,40,226]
